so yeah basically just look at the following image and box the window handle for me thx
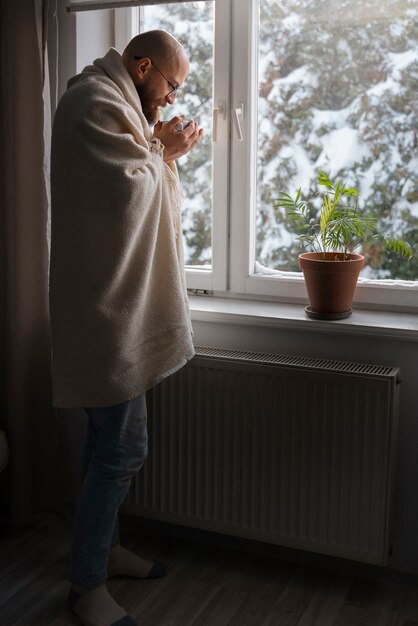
[212,102,226,143]
[233,104,244,141]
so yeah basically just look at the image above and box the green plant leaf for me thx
[273,171,414,262]
[343,187,360,197]
[383,236,413,259]
[317,170,334,190]
[320,194,334,233]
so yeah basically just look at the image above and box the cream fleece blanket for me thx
[49,48,194,408]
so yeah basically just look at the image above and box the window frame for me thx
[122,1,418,310]
[136,0,231,292]
[231,0,417,311]
[183,0,231,293]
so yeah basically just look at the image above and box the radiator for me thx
[125,346,400,565]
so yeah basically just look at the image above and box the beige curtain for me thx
[0,0,59,525]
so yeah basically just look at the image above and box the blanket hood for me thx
[68,48,150,139]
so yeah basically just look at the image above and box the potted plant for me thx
[274,171,413,319]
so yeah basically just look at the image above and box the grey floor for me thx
[0,513,417,625]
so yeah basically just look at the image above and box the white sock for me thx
[68,584,136,626]
[107,545,167,579]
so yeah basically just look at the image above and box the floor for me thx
[0,513,417,626]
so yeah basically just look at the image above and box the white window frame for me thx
[226,0,418,311]
[132,1,231,293]
[95,1,418,311]
[114,6,140,50]
[181,0,231,293]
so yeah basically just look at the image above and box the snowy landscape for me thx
[142,0,417,280]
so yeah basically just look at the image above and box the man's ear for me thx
[135,57,152,79]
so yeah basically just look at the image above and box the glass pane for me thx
[256,0,418,280]
[140,2,214,267]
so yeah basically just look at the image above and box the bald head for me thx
[122,30,189,124]
[122,30,188,74]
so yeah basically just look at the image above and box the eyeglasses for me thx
[133,57,181,97]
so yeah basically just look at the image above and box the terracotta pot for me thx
[299,252,365,318]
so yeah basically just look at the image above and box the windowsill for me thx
[189,295,418,341]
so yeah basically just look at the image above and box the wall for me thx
[57,4,114,98]
[76,9,114,73]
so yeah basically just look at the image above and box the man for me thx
[49,30,203,626]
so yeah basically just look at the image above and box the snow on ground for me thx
[309,105,352,129]
[407,157,418,176]
[259,222,294,259]
[258,50,281,79]
[267,64,318,101]
[389,23,404,37]
[281,12,303,33]
[279,144,315,192]
[394,196,418,219]
[358,159,384,200]
[366,77,399,98]
[389,48,417,72]
[316,127,372,176]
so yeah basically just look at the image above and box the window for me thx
[138,0,230,292]
[75,0,418,309]
[137,0,417,309]
[140,2,215,269]
[256,0,418,285]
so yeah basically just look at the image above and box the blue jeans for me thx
[69,394,148,587]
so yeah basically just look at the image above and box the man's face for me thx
[135,55,189,125]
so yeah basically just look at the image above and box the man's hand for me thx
[154,116,204,163]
